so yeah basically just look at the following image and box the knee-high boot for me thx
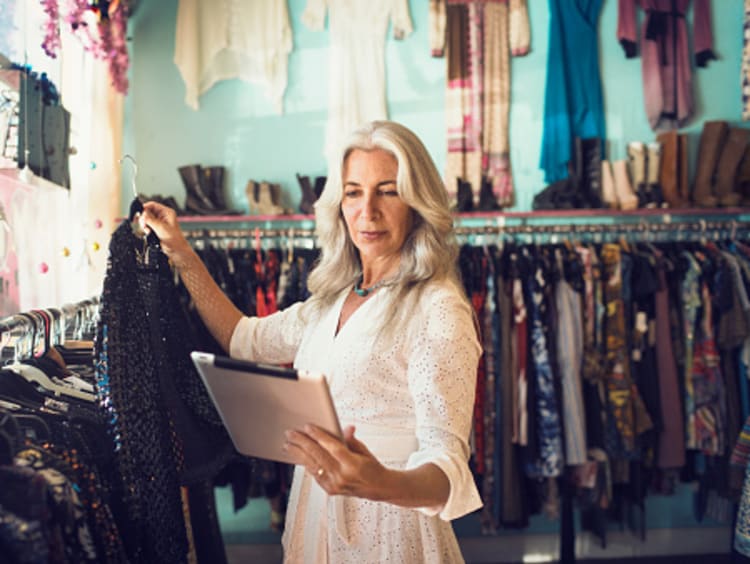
[692,120,728,208]
[656,130,688,208]
[601,160,617,209]
[714,127,750,207]
[575,137,603,208]
[612,160,639,211]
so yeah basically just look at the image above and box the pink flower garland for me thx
[41,0,62,58]
[40,0,130,94]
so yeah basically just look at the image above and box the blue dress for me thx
[540,0,606,183]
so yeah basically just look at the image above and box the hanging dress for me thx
[616,0,716,131]
[302,0,414,164]
[430,0,530,206]
[540,0,606,184]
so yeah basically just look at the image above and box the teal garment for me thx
[540,0,606,183]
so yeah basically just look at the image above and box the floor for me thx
[221,528,736,564]
[215,487,738,564]
[223,544,736,564]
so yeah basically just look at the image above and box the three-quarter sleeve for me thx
[229,301,307,364]
[617,0,638,58]
[509,0,530,56]
[404,288,483,520]
[391,0,414,40]
[429,0,446,57]
[693,0,717,67]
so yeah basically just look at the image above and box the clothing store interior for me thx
[1,0,750,563]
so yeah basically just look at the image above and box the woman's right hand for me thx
[139,201,192,263]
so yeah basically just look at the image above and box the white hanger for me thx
[2,315,95,402]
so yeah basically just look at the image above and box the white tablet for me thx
[190,351,342,464]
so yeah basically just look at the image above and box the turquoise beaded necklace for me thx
[353,275,393,297]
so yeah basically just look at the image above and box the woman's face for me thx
[341,148,413,268]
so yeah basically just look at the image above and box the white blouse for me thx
[174,0,292,112]
[301,0,414,164]
[230,279,482,563]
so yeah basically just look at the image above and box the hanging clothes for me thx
[302,0,413,164]
[540,0,606,184]
[653,250,686,469]
[430,0,530,206]
[174,0,293,112]
[616,0,716,131]
[95,220,234,564]
[743,0,750,120]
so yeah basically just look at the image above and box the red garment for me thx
[617,0,716,130]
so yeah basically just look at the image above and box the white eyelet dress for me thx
[229,279,483,563]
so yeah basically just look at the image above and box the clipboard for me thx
[190,351,342,464]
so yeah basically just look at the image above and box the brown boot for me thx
[737,146,750,206]
[692,120,728,207]
[677,133,691,206]
[715,127,750,207]
[656,130,688,208]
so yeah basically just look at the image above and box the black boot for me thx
[201,166,239,214]
[575,137,604,208]
[313,176,327,200]
[455,178,474,212]
[477,176,501,211]
[179,165,217,215]
[296,173,316,214]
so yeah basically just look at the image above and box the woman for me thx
[141,120,482,562]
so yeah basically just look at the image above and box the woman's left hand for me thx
[284,424,390,501]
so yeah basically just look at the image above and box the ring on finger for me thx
[316,467,325,478]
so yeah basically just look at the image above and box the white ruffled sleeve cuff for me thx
[405,449,482,521]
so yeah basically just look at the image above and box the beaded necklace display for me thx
[353,275,393,297]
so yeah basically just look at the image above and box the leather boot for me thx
[271,183,293,215]
[714,127,749,207]
[612,160,638,211]
[313,176,327,200]
[575,137,603,208]
[737,146,750,206]
[256,181,284,215]
[477,176,501,211]
[455,178,474,212]
[179,164,217,215]
[692,120,729,207]
[601,160,617,209]
[656,130,688,208]
[201,166,239,214]
[646,142,666,208]
[677,133,690,205]
[245,180,258,214]
[296,173,316,214]
[627,142,648,208]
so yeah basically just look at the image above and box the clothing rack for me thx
[178,209,750,246]
[179,210,750,563]
[0,296,100,360]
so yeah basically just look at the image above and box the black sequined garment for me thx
[94,219,234,564]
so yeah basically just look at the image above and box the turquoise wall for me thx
[124,0,745,214]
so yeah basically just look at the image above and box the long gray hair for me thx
[305,120,464,338]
